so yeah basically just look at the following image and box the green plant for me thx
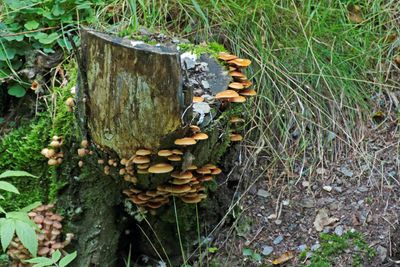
[302,231,376,267]
[0,170,41,256]
[24,249,77,267]
[242,248,262,262]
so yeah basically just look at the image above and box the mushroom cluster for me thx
[122,160,221,209]
[41,136,64,166]
[76,139,94,168]
[6,203,74,266]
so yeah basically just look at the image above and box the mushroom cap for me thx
[188,165,198,170]
[218,52,237,61]
[192,133,208,140]
[33,215,44,224]
[50,214,63,222]
[215,90,239,99]
[172,149,183,155]
[132,156,150,164]
[128,196,147,205]
[211,168,222,175]
[38,247,50,256]
[168,155,182,161]
[171,171,193,179]
[171,178,192,185]
[174,137,197,146]
[51,229,61,236]
[148,163,174,173]
[199,175,213,182]
[230,134,243,141]
[77,148,87,157]
[230,117,245,123]
[240,80,252,88]
[162,184,191,193]
[189,125,200,132]
[52,221,62,230]
[137,163,149,169]
[41,148,56,159]
[98,159,105,164]
[136,149,152,156]
[228,82,244,90]
[137,193,152,201]
[145,191,159,197]
[51,242,64,250]
[65,97,75,107]
[229,71,247,80]
[31,81,39,90]
[147,202,163,209]
[196,168,211,174]
[137,169,149,174]
[228,58,252,67]
[49,140,61,148]
[240,89,257,96]
[203,164,217,169]
[43,218,53,226]
[48,159,58,166]
[81,140,89,148]
[158,150,173,157]
[228,96,246,103]
[130,187,142,194]
[193,96,204,103]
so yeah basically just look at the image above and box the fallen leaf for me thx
[313,208,339,231]
[272,251,295,265]
[348,13,363,23]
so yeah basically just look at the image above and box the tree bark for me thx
[57,28,234,266]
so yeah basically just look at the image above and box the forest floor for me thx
[203,98,400,266]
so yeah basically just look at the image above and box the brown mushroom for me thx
[192,133,208,140]
[230,134,243,141]
[215,90,239,99]
[136,149,152,156]
[193,96,204,103]
[158,150,173,157]
[174,137,197,146]
[148,163,174,173]
[228,96,246,103]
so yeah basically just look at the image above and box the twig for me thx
[0,26,58,37]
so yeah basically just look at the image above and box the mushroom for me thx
[227,58,252,67]
[196,168,211,175]
[229,71,247,80]
[137,169,149,174]
[230,117,244,123]
[189,125,200,132]
[49,140,61,148]
[240,89,257,96]
[171,178,192,185]
[228,82,244,90]
[148,163,174,173]
[48,159,58,166]
[230,134,243,141]
[77,148,87,157]
[135,149,152,156]
[167,155,181,161]
[137,163,149,169]
[215,90,239,99]
[193,96,204,103]
[65,98,75,109]
[171,171,193,179]
[188,165,198,170]
[98,159,105,164]
[211,168,222,175]
[174,137,197,146]
[41,148,56,159]
[218,52,237,61]
[132,156,150,164]
[228,96,246,103]
[192,133,208,140]
[172,149,183,155]
[158,150,173,157]
[180,195,202,204]
[37,247,50,256]
[78,160,84,167]
[31,81,39,91]
[81,140,89,148]
[240,80,252,88]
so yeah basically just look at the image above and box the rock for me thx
[323,186,332,192]
[357,186,369,193]
[262,246,274,256]
[275,219,282,225]
[334,226,343,236]
[322,226,332,234]
[334,186,343,193]
[180,52,197,69]
[282,199,290,206]
[312,185,318,190]
[337,166,353,177]
[311,244,321,251]
[298,244,308,252]
[336,179,343,185]
[273,235,283,245]
[302,181,310,187]
[199,54,231,94]
[316,168,326,175]
[268,214,277,220]
[376,245,387,262]
[257,189,270,198]
[201,80,210,89]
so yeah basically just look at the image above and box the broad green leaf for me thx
[52,4,65,16]
[252,253,262,261]
[0,219,15,252]
[39,32,59,45]
[19,201,42,213]
[0,181,19,194]
[59,251,77,267]
[0,206,5,214]
[8,84,26,98]
[0,170,37,179]
[242,249,253,256]
[0,47,16,61]
[51,249,61,262]
[15,220,38,256]
[24,20,39,30]
[24,256,54,266]
[7,211,41,232]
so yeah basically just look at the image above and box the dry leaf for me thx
[313,208,338,231]
[349,13,363,23]
[272,251,295,265]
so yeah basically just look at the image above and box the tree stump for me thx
[57,28,239,266]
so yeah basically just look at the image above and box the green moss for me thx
[178,42,227,58]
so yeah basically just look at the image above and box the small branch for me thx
[0,26,58,37]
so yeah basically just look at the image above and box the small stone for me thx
[322,226,332,234]
[316,168,326,175]
[282,200,290,206]
[323,186,332,192]
[312,185,318,190]
[357,186,369,193]
[334,186,343,193]
[311,244,321,251]
[337,166,353,177]
[273,235,283,245]
[180,52,197,69]
[257,189,270,198]
[298,244,308,251]
[376,245,387,262]
[262,246,274,256]
[302,181,310,187]
[260,206,265,209]
[357,200,364,205]
[336,179,343,185]
[201,80,210,89]
[275,219,282,225]
[334,226,343,236]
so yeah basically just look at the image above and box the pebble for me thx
[282,200,290,206]
[257,189,270,198]
[201,80,210,89]
[357,200,364,205]
[275,219,282,225]
[273,235,283,245]
[336,179,343,185]
[337,166,353,177]
[302,181,310,187]
[334,225,343,236]
[323,186,332,192]
[298,244,308,252]
[260,206,265,209]
[357,186,369,193]
[311,244,321,251]
[268,214,277,220]
[312,185,318,190]
[262,246,274,256]
[322,226,332,234]
[334,186,343,193]
[376,245,387,262]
